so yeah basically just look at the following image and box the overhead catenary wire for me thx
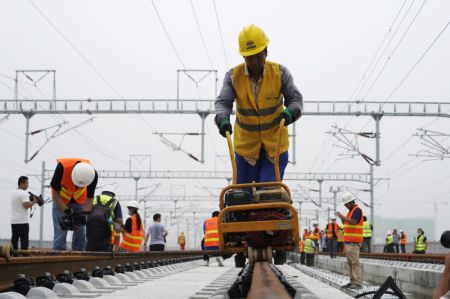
[306,1,413,174]
[212,0,229,69]
[190,0,214,68]
[150,0,187,69]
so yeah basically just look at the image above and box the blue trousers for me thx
[235,148,288,184]
[52,201,86,251]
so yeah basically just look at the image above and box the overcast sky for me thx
[0,0,449,247]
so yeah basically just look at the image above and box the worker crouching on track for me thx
[202,211,224,267]
[337,191,364,289]
[304,235,315,267]
[119,201,144,252]
[214,24,303,265]
[50,158,97,251]
[86,185,122,252]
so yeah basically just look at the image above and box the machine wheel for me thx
[234,252,246,268]
[274,250,287,265]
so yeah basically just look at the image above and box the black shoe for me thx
[341,282,353,289]
[349,283,363,289]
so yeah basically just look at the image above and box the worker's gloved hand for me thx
[219,118,232,137]
[281,108,293,126]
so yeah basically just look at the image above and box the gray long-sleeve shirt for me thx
[214,63,303,126]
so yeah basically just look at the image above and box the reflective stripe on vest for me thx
[400,233,407,244]
[386,235,394,245]
[343,205,363,243]
[415,235,426,251]
[303,239,314,254]
[327,223,338,239]
[204,217,219,248]
[363,221,373,237]
[120,214,144,252]
[56,158,91,204]
[312,228,321,240]
[338,227,344,242]
[232,62,289,160]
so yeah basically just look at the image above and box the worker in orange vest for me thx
[302,228,311,240]
[120,201,144,252]
[400,230,407,254]
[178,231,186,250]
[326,218,339,258]
[202,211,224,266]
[337,192,364,289]
[312,223,321,253]
[299,237,305,264]
[50,158,97,251]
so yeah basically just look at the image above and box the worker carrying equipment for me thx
[50,158,98,251]
[86,185,123,252]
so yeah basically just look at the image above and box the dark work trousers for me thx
[386,244,395,253]
[338,242,344,253]
[393,243,399,253]
[150,244,165,251]
[305,253,314,266]
[11,223,29,250]
[300,252,305,264]
[328,238,338,258]
[362,237,371,253]
[86,238,111,252]
[400,244,406,253]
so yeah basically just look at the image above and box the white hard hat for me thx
[387,230,392,234]
[341,191,355,204]
[127,200,139,209]
[102,184,116,195]
[71,162,95,187]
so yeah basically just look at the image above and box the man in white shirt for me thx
[10,176,37,250]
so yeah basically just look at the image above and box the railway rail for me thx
[318,252,446,264]
[0,246,445,298]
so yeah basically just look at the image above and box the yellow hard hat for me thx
[238,24,269,57]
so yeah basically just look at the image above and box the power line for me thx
[349,0,410,101]
[150,0,187,69]
[212,0,229,69]
[361,0,429,101]
[27,0,124,99]
[190,0,213,68]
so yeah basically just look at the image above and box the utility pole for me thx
[329,186,340,216]
[39,161,45,247]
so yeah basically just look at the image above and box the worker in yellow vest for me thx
[119,201,144,252]
[337,192,364,289]
[385,231,395,253]
[362,216,373,253]
[178,231,186,250]
[400,230,407,253]
[413,228,427,254]
[299,237,305,264]
[214,24,303,184]
[215,24,303,267]
[304,235,315,267]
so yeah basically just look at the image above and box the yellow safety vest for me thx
[415,235,426,252]
[363,221,373,238]
[303,238,314,254]
[386,235,394,245]
[232,62,288,160]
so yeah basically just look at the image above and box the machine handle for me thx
[226,131,237,185]
[274,118,285,183]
